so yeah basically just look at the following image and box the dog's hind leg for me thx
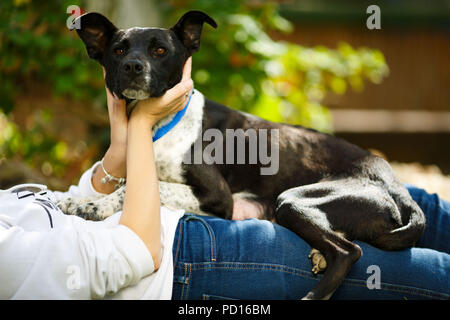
[275,185,362,300]
[308,231,346,274]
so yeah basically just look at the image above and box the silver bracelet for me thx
[100,158,126,189]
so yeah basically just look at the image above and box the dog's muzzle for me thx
[122,88,150,100]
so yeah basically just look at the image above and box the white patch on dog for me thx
[152,113,176,135]
[58,90,205,220]
[159,181,208,215]
[153,89,204,183]
[58,179,209,219]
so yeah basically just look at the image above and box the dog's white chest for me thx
[153,89,204,183]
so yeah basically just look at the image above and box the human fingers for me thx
[157,57,192,106]
[169,92,190,112]
[161,78,193,106]
[103,66,124,106]
[181,57,192,82]
[106,86,126,120]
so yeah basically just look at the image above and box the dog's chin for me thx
[122,88,150,100]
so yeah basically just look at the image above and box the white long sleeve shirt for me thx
[0,162,184,299]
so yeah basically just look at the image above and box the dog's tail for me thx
[372,198,426,251]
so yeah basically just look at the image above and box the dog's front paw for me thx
[309,248,327,274]
[57,197,82,216]
[57,197,112,221]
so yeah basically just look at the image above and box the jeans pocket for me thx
[202,294,238,300]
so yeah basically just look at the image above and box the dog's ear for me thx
[171,10,217,55]
[71,12,118,62]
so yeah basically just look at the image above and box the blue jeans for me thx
[171,185,450,300]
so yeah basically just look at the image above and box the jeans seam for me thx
[185,261,449,300]
[341,277,450,300]
[184,264,192,299]
[184,214,217,262]
[189,261,315,279]
[179,265,185,299]
[173,220,184,266]
[179,263,191,300]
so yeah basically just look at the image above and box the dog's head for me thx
[72,11,217,99]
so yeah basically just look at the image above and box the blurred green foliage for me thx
[0,0,389,187]
[0,0,104,112]
[163,0,389,132]
[0,109,69,177]
[0,0,105,182]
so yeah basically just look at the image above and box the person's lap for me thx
[406,184,450,253]
[171,186,450,300]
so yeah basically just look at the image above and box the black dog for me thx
[60,11,426,300]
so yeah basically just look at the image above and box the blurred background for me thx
[0,0,449,199]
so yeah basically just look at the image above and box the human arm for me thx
[0,216,154,299]
[91,68,129,194]
[119,57,193,270]
[0,58,193,299]
[53,72,129,206]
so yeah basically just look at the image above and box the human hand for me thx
[92,68,128,193]
[130,57,193,127]
[103,67,128,149]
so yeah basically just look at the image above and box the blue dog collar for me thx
[152,90,193,142]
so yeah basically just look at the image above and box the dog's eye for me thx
[114,48,124,56]
[155,47,166,56]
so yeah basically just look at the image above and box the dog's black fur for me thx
[71,11,426,300]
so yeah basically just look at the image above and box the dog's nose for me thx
[123,60,144,75]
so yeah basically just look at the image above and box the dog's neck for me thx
[152,90,193,142]
[125,89,197,141]
[152,89,205,182]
